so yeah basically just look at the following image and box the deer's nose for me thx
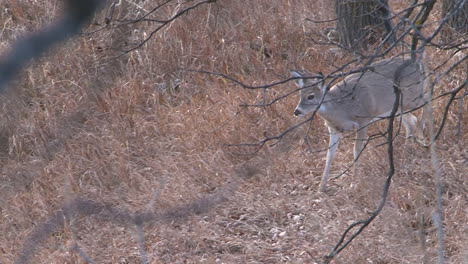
[294,109,302,116]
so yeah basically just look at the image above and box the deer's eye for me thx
[306,94,315,100]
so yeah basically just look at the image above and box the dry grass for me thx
[0,0,467,263]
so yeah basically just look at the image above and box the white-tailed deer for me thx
[292,57,426,192]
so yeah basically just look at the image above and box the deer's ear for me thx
[290,71,305,88]
[315,72,327,92]
[320,82,327,93]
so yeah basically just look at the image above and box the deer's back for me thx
[328,57,424,123]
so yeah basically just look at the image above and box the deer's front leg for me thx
[320,129,342,192]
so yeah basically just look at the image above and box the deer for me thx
[291,57,427,192]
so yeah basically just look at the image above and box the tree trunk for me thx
[335,0,393,49]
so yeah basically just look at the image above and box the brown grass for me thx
[0,0,467,263]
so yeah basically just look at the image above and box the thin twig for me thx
[111,0,217,59]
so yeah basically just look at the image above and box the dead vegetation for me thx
[0,0,466,263]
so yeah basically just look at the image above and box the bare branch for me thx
[112,0,218,58]
[433,78,467,141]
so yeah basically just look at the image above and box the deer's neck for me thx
[317,93,360,132]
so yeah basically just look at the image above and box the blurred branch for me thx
[425,70,447,264]
[0,0,102,92]
[15,175,242,264]
[71,242,95,264]
[136,224,149,264]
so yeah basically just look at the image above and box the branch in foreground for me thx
[0,0,101,92]
[428,97,446,264]
[15,174,243,264]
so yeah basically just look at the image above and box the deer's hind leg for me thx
[402,113,418,138]
[402,113,427,145]
[354,126,368,177]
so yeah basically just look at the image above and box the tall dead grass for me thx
[0,0,466,263]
